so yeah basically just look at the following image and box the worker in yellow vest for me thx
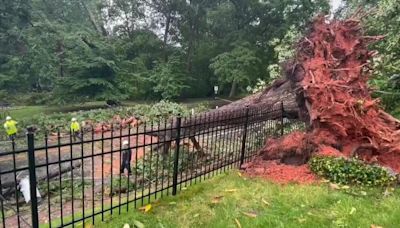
[3,116,18,141]
[70,118,82,142]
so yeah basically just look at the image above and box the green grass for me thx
[2,98,216,121]
[6,106,48,120]
[4,102,107,120]
[90,171,400,228]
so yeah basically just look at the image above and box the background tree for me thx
[151,53,189,99]
[210,43,261,98]
[0,0,330,104]
[340,0,400,114]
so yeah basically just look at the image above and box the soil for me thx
[244,14,400,183]
[243,158,318,184]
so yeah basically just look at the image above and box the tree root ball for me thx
[246,14,400,181]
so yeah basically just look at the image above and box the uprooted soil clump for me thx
[244,14,400,183]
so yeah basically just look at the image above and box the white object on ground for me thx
[19,176,41,203]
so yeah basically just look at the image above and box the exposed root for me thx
[244,15,400,182]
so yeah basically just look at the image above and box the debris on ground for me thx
[243,158,318,184]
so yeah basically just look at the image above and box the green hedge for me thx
[309,156,398,187]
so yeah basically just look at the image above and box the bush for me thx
[309,156,398,187]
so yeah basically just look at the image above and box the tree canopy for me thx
[0,0,331,103]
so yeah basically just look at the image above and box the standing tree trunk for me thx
[186,28,194,73]
[229,81,237,98]
[80,0,107,36]
[57,40,65,78]
[163,13,172,62]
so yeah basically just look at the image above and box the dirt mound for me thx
[243,158,318,184]
[244,14,400,182]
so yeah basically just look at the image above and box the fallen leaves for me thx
[132,220,145,228]
[241,211,257,218]
[225,189,238,193]
[329,183,341,190]
[370,225,383,228]
[261,198,270,206]
[349,207,356,215]
[139,204,152,213]
[341,185,350,189]
[84,223,94,228]
[211,196,224,204]
[297,218,307,223]
[235,218,242,228]
[320,179,330,183]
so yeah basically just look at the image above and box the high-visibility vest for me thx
[4,120,17,136]
[70,121,80,132]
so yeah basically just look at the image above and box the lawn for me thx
[3,99,218,121]
[4,102,109,120]
[93,171,400,228]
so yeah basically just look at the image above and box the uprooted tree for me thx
[149,13,400,174]
[257,14,400,173]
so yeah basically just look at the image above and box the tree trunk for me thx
[163,12,172,62]
[229,81,237,98]
[186,7,194,73]
[80,0,107,36]
[57,40,65,78]
[186,30,194,73]
[147,78,299,141]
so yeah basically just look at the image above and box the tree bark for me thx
[163,12,172,62]
[229,81,237,98]
[57,40,65,78]
[80,0,108,36]
[186,27,194,73]
[147,78,299,141]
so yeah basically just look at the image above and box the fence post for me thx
[240,107,250,168]
[27,129,39,228]
[172,114,182,196]
[280,102,284,136]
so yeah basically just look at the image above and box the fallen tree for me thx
[148,13,400,176]
[255,13,400,174]
[147,79,301,155]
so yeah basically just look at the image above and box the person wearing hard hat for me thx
[120,140,132,175]
[3,116,18,141]
[70,118,82,142]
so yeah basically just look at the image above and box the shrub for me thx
[309,156,398,187]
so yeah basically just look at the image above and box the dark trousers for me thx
[120,149,132,174]
[8,133,16,143]
[72,131,82,142]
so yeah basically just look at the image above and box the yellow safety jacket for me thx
[4,120,18,136]
[70,121,80,133]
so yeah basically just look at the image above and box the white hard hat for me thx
[71,118,77,122]
[6,116,12,120]
[123,140,129,145]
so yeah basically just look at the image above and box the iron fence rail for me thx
[0,104,304,228]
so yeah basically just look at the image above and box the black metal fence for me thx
[0,104,304,228]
